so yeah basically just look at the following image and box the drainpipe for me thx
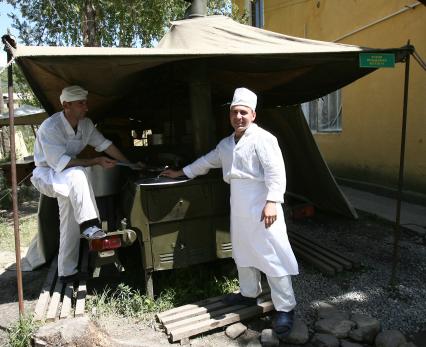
[1,34,24,315]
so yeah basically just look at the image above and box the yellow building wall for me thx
[235,0,426,195]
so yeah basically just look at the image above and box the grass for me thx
[0,177,39,252]
[88,263,239,322]
[0,213,38,252]
[7,314,39,347]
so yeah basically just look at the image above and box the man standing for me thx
[31,85,130,283]
[161,87,299,338]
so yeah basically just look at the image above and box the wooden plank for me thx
[34,256,58,321]
[164,293,272,334]
[289,232,353,269]
[292,246,336,275]
[45,279,63,322]
[164,304,247,333]
[157,292,236,321]
[74,281,87,317]
[289,231,360,268]
[161,301,228,325]
[168,300,275,342]
[60,282,74,319]
[157,285,270,322]
[291,238,344,272]
[159,287,271,326]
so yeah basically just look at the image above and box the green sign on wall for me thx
[359,53,395,68]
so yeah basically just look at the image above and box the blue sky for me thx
[0,2,20,67]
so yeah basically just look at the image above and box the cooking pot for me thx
[86,165,123,197]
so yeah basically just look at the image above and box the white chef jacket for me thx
[32,111,112,197]
[183,123,299,277]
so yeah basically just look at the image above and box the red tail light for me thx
[89,235,121,251]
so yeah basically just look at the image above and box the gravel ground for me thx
[287,211,426,341]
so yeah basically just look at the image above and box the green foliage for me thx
[155,263,239,305]
[6,0,244,48]
[7,314,38,347]
[0,210,38,251]
[88,262,239,320]
[88,283,176,319]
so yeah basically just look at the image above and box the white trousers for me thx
[237,266,296,312]
[32,167,99,277]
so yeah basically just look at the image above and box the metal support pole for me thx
[4,39,24,314]
[390,48,411,286]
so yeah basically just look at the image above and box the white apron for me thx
[230,179,298,277]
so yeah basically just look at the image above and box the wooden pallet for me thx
[34,256,87,322]
[156,289,273,343]
[288,231,361,276]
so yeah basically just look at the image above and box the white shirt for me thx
[34,111,112,173]
[183,123,298,276]
[183,123,286,203]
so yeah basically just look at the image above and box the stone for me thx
[317,303,350,321]
[225,322,247,339]
[340,341,364,347]
[281,318,309,344]
[348,313,381,344]
[311,333,339,347]
[317,302,337,318]
[349,325,381,344]
[351,313,381,330]
[34,317,110,347]
[314,318,355,338]
[260,329,279,347]
[375,330,406,347]
[400,343,418,347]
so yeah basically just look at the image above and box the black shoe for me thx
[222,293,257,306]
[272,310,295,339]
[59,272,90,283]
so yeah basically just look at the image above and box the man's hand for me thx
[95,156,117,169]
[261,201,277,228]
[161,169,184,178]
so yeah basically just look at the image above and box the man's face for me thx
[63,99,88,120]
[229,105,256,136]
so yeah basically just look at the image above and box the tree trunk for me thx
[82,0,99,47]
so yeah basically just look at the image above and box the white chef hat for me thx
[230,87,257,112]
[60,85,88,104]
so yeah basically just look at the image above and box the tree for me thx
[6,0,247,48]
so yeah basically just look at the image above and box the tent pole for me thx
[3,37,24,314]
[390,46,411,286]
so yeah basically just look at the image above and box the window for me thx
[251,0,264,28]
[301,90,342,132]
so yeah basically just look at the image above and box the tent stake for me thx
[3,36,24,315]
[390,45,411,287]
